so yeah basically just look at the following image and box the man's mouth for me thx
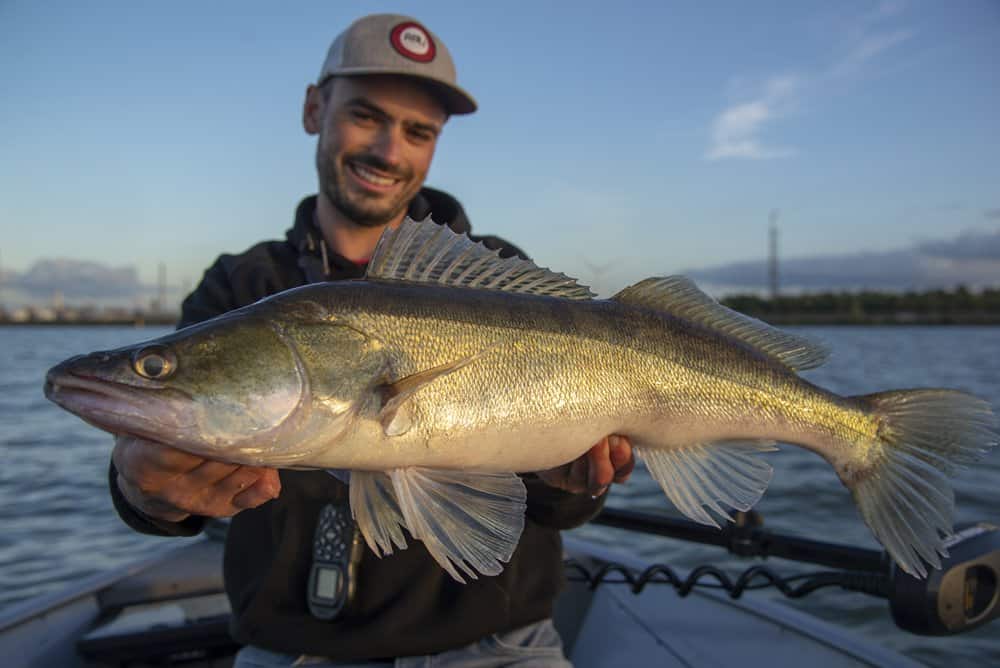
[348,161,402,189]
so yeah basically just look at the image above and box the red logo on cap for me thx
[390,22,436,63]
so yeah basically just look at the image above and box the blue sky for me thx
[2,0,998,302]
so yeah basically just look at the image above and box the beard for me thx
[316,146,419,229]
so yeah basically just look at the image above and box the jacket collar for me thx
[287,188,471,281]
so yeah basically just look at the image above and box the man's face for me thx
[312,75,447,228]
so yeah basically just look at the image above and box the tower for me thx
[157,262,167,314]
[768,209,779,300]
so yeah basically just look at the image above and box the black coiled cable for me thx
[564,560,890,600]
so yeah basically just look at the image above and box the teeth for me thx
[352,163,397,186]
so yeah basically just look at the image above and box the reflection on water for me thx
[1,325,998,665]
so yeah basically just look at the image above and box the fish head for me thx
[43,310,311,460]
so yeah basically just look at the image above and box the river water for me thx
[1,325,998,665]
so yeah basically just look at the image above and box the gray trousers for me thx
[233,618,572,668]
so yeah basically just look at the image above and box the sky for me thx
[2,0,999,304]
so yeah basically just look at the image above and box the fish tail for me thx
[844,389,997,578]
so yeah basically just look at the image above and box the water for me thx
[1,325,998,665]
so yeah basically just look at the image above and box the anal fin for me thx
[636,440,777,527]
[349,468,527,583]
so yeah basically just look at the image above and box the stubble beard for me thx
[316,145,418,229]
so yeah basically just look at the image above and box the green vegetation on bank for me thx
[3,287,1000,326]
[722,286,1000,325]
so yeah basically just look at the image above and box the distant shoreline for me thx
[721,287,1000,326]
[753,314,1000,326]
[0,318,177,327]
[3,286,998,326]
[2,315,999,327]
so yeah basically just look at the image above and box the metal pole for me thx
[592,507,886,573]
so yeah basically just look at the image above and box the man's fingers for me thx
[116,473,191,523]
[113,434,204,476]
[214,466,268,501]
[183,459,244,489]
[112,434,281,520]
[586,438,614,494]
[608,435,635,483]
[232,472,282,510]
[535,434,634,495]
[567,455,589,492]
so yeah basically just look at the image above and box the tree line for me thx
[720,286,1000,324]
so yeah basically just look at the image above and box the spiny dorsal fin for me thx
[367,216,595,300]
[613,276,828,371]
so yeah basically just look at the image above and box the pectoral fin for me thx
[378,353,488,436]
[635,440,777,527]
[349,468,527,583]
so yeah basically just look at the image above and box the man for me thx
[110,14,633,667]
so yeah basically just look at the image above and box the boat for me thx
[9,510,986,668]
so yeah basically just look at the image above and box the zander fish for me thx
[45,218,997,581]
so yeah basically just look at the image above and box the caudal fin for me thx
[846,390,997,578]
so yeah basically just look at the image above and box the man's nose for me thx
[369,126,403,165]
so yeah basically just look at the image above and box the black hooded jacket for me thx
[108,188,606,659]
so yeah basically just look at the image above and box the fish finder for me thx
[308,502,363,620]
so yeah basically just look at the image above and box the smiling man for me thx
[312,76,444,225]
[108,13,633,668]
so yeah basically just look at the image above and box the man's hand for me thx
[536,435,634,496]
[112,435,281,522]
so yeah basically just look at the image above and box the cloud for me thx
[985,209,1000,221]
[918,229,1000,261]
[704,3,913,161]
[5,259,156,300]
[829,28,914,78]
[684,228,1000,293]
[705,77,800,161]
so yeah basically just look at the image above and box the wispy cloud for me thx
[705,76,800,161]
[704,2,914,161]
[829,28,914,78]
[985,208,1000,221]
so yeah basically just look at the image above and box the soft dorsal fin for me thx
[366,216,595,300]
[613,276,828,371]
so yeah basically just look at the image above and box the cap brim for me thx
[322,67,477,115]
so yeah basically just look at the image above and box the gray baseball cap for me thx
[318,14,477,115]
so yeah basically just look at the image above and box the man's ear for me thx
[303,84,324,135]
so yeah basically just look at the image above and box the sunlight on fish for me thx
[45,216,998,582]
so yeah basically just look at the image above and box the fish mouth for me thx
[44,370,192,439]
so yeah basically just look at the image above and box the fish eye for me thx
[132,347,176,380]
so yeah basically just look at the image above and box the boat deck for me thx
[1,534,922,667]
